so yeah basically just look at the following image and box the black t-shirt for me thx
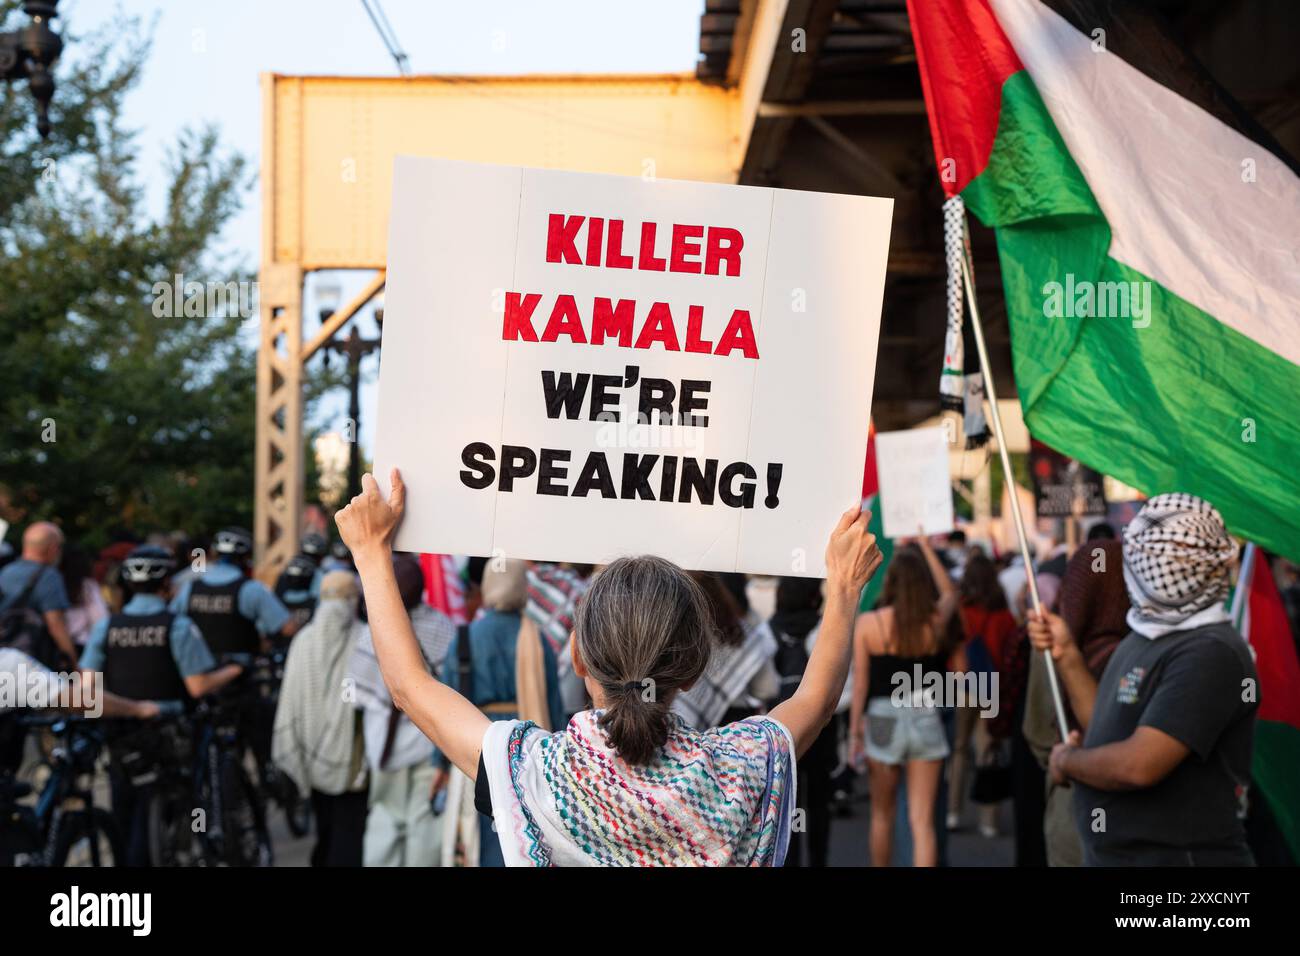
[1073,623,1258,865]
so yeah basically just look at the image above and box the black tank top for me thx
[102,612,188,702]
[867,651,949,700]
[187,578,260,656]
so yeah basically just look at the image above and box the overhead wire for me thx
[360,0,411,75]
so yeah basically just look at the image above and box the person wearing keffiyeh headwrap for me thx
[273,571,369,866]
[1027,493,1259,866]
[1120,492,1239,638]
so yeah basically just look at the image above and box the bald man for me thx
[0,522,76,663]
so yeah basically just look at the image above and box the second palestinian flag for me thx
[908,0,1300,563]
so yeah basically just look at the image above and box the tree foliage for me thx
[0,3,260,549]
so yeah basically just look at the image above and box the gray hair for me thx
[573,556,715,764]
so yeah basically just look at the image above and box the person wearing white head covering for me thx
[273,570,368,866]
[1028,494,1258,866]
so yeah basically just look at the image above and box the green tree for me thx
[0,4,259,549]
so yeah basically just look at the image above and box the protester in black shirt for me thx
[1029,493,1257,865]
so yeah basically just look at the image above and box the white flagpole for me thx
[956,225,1071,742]
[1230,542,1256,630]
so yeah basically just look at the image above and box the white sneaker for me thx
[946,812,960,831]
[979,824,999,839]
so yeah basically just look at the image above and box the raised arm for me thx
[916,534,959,627]
[770,505,882,757]
[336,470,489,779]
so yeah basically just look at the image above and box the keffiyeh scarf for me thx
[480,709,795,867]
[525,564,591,713]
[672,615,778,730]
[938,195,991,449]
[272,594,366,795]
[1121,493,1238,639]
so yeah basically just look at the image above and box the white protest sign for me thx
[874,426,956,539]
[374,157,892,576]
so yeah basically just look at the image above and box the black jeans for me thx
[1011,696,1047,867]
[785,714,839,867]
[108,767,152,867]
[310,788,368,867]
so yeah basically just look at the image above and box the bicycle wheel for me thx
[219,752,273,867]
[194,737,224,864]
[50,809,123,867]
[146,787,203,867]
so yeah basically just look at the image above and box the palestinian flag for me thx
[419,552,467,623]
[1231,543,1300,861]
[859,422,894,612]
[908,0,1300,563]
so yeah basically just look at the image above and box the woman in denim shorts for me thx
[850,536,965,866]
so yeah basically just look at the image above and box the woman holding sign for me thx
[336,469,882,866]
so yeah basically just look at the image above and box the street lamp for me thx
[322,319,382,500]
[0,1,63,138]
[315,280,342,326]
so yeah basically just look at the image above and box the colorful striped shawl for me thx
[481,709,796,867]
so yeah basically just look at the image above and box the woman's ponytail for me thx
[574,557,714,766]
[598,683,671,766]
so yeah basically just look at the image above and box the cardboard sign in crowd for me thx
[873,426,956,539]
[374,158,892,576]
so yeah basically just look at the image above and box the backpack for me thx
[0,565,58,667]
[772,627,810,704]
[965,633,997,677]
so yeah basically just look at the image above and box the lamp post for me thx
[322,320,382,500]
[0,1,63,138]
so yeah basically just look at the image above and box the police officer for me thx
[322,538,355,574]
[172,528,297,658]
[274,555,318,638]
[299,532,328,568]
[298,532,328,599]
[78,545,243,865]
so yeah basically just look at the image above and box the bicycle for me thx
[192,665,274,866]
[104,707,204,867]
[0,714,123,867]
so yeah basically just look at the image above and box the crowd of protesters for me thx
[1,477,1295,867]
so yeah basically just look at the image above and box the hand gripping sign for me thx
[374,158,892,577]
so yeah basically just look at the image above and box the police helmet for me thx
[300,533,328,560]
[214,527,253,558]
[283,554,316,581]
[120,545,176,585]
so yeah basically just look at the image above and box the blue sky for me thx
[60,0,704,449]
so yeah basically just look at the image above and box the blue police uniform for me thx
[170,559,291,650]
[80,594,215,701]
